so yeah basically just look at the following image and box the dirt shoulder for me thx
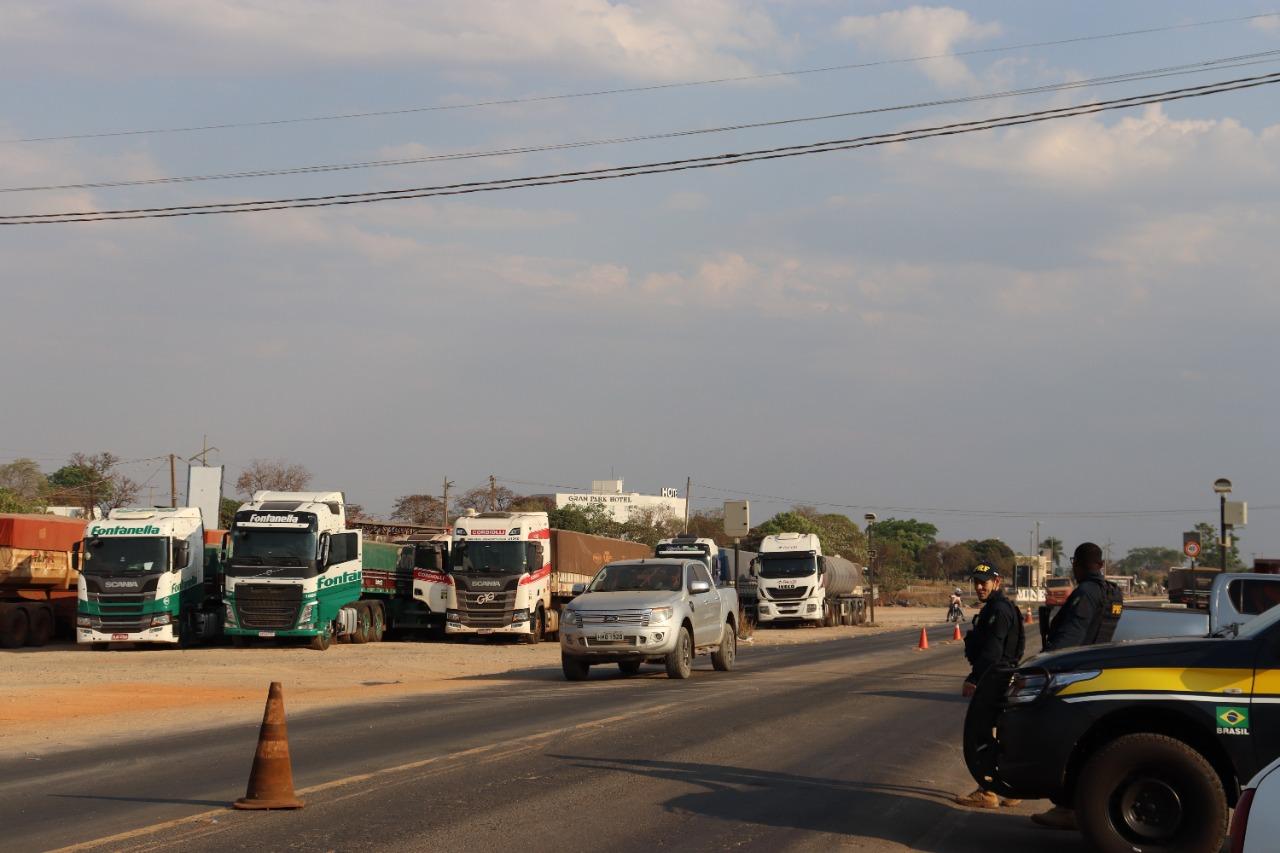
[1,606,951,757]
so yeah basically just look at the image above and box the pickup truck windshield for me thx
[589,563,683,592]
[758,555,815,579]
[81,537,167,576]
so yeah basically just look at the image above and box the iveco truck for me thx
[224,491,365,650]
[755,532,866,627]
[74,507,224,648]
[442,511,649,642]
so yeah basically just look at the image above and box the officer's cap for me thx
[970,563,1000,580]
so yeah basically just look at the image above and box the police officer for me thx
[1043,541,1124,652]
[1032,541,1125,830]
[955,562,1024,809]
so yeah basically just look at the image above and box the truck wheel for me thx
[522,607,544,645]
[308,628,332,651]
[1076,733,1227,853]
[368,603,386,642]
[28,607,54,647]
[350,604,371,644]
[823,604,836,628]
[0,607,30,649]
[665,627,693,679]
[618,660,642,675]
[562,654,590,681]
[711,623,736,671]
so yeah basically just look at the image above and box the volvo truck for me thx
[442,511,650,642]
[74,507,224,648]
[755,532,866,627]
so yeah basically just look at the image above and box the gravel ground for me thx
[1,606,955,756]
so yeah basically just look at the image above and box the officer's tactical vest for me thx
[1086,578,1125,644]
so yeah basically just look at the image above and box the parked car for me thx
[558,558,739,681]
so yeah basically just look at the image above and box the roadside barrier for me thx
[917,626,929,651]
[234,681,305,810]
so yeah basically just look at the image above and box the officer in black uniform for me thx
[1043,541,1124,652]
[955,562,1025,809]
[1032,541,1125,830]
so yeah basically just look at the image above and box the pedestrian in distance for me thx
[954,562,1024,809]
[1030,541,1125,831]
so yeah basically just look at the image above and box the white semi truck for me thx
[434,511,649,642]
[655,535,724,583]
[755,532,866,627]
[74,507,224,648]
[224,491,366,650]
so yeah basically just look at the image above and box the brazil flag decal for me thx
[1216,706,1249,736]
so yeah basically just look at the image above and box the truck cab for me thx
[408,533,452,636]
[756,532,825,625]
[224,491,362,649]
[75,507,218,647]
[446,511,550,642]
[655,536,723,584]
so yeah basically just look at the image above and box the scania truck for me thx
[440,511,650,642]
[755,532,866,627]
[74,507,224,649]
[224,491,366,650]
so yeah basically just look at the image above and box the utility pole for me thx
[188,435,219,466]
[169,454,177,508]
[442,477,454,529]
[683,476,692,533]
[489,474,498,511]
[1035,521,1041,556]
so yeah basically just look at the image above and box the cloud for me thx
[1251,14,1280,33]
[665,191,709,211]
[836,5,1002,89]
[0,1,781,79]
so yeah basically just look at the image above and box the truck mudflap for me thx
[963,665,1017,794]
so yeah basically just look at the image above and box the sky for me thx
[2,1,1278,561]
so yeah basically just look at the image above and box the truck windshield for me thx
[81,537,168,576]
[758,555,816,579]
[588,563,683,592]
[227,529,317,574]
[452,541,533,574]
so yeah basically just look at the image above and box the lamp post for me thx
[1214,478,1232,572]
[864,513,877,625]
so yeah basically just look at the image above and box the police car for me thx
[965,597,1280,853]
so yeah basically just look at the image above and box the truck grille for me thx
[234,584,303,629]
[574,610,650,628]
[91,615,151,632]
[766,586,808,600]
[456,589,517,627]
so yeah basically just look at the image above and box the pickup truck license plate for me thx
[478,628,494,635]
[596,631,625,641]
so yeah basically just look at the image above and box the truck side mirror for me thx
[317,532,331,566]
[173,541,190,570]
[71,541,81,571]
[220,531,231,562]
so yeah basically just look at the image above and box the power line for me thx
[9,49,1278,194]
[5,71,1278,225]
[5,10,1277,145]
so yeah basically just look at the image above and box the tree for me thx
[218,497,241,530]
[392,494,444,526]
[805,511,868,562]
[549,502,617,536]
[455,483,518,513]
[509,494,555,513]
[755,511,821,540]
[0,488,41,513]
[620,505,682,548]
[1192,521,1244,571]
[235,459,311,497]
[685,510,730,546]
[345,503,369,523]
[917,542,947,580]
[48,452,139,514]
[1039,537,1064,569]
[966,539,1016,576]
[0,458,46,504]
[1113,546,1184,575]
[867,518,938,560]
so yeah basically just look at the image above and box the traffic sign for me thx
[1183,531,1202,559]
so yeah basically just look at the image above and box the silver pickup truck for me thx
[559,558,740,681]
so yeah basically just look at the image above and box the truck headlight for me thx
[150,613,171,627]
[806,603,818,613]
[297,603,316,628]
[758,604,770,613]
[447,610,460,621]
[76,615,91,628]
[648,607,673,625]
[511,608,529,624]
[224,602,237,626]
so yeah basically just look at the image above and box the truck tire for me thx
[28,607,54,647]
[711,622,736,671]
[562,654,590,681]
[665,626,693,679]
[1075,733,1228,853]
[349,605,371,644]
[0,606,30,649]
[368,603,386,642]
[823,604,836,628]
[522,607,544,645]
[618,660,642,675]
[308,628,332,651]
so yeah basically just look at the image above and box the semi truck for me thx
[655,535,759,638]
[73,507,225,649]
[406,534,451,637]
[755,532,866,627]
[0,513,85,647]
[655,535,723,581]
[440,511,650,642]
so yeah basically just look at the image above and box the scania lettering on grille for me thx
[318,571,360,589]
[471,579,502,588]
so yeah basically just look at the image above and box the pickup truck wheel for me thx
[1076,733,1227,853]
[618,660,642,675]
[665,627,693,679]
[562,654,590,681]
[711,623,736,671]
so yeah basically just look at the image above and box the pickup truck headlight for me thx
[648,607,673,625]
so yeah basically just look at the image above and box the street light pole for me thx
[864,513,877,625]
[1214,478,1233,572]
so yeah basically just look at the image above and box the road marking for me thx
[47,702,677,853]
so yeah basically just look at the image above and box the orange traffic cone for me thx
[234,682,304,810]
[952,622,963,642]
[917,626,929,651]
[1024,607,1033,625]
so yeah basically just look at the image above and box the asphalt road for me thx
[5,626,1090,853]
